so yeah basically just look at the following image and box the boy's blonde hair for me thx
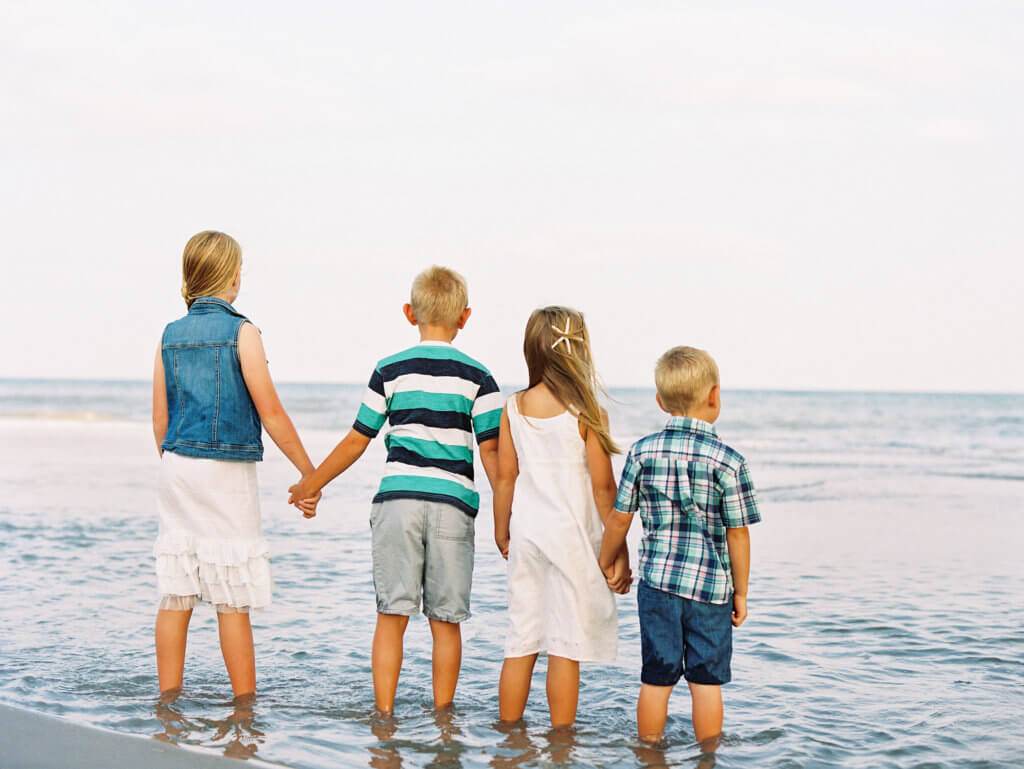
[181,231,242,308]
[410,266,469,327]
[522,306,619,455]
[656,346,720,413]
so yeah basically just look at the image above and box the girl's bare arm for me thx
[238,324,319,517]
[583,408,617,524]
[152,345,168,455]
[584,408,631,593]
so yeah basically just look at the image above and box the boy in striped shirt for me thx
[289,266,502,713]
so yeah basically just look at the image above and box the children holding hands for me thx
[153,235,760,746]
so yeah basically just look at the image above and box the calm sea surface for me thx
[1,380,1022,768]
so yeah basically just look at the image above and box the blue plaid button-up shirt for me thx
[614,417,761,604]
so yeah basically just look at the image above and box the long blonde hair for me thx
[522,306,619,455]
[181,231,242,308]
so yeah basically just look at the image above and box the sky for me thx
[1,1,1022,391]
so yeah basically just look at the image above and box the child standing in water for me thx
[599,346,761,747]
[493,306,632,728]
[152,231,319,698]
[288,266,502,713]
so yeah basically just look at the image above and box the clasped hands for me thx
[288,476,321,519]
[494,531,632,594]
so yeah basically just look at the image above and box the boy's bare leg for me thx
[546,655,580,728]
[688,682,723,744]
[217,611,256,697]
[499,654,538,722]
[155,608,193,693]
[372,613,410,712]
[637,683,673,742]
[428,618,462,708]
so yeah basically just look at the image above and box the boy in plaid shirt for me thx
[599,346,761,746]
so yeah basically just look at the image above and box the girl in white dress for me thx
[151,231,320,699]
[493,306,632,727]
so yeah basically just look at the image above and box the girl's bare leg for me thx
[637,683,673,742]
[372,613,410,713]
[155,608,193,693]
[545,655,579,728]
[428,619,462,708]
[499,654,538,722]
[216,611,256,697]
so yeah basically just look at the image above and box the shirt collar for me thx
[664,416,718,438]
[189,297,242,316]
[417,340,453,347]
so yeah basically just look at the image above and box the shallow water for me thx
[1,383,1023,768]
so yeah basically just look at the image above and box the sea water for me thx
[1,381,1022,768]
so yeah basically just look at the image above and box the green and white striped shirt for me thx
[353,341,503,516]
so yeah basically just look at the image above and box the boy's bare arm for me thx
[289,428,371,502]
[599,511,632,572]
[478,437,499,491]
[726,526,750,626]
[492,407,517,558]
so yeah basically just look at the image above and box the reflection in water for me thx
[543,726,577,765]
[490,721,581,768]
[366,707,468,769]
[153,691,265,760]
[427,706,465,769]
[632,736,718,769]
[368,712,401,769]
[490,720,539,769]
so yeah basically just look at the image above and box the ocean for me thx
[1,380,1022,768]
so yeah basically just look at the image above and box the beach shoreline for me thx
[0,703,277,769]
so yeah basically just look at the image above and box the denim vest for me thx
[160,297,264,461]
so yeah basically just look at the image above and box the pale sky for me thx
[2,1,1021,391]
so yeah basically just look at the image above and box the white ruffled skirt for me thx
[154,450,272,613]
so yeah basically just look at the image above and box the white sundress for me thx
[153,450,272,613]
[504,395,618,662]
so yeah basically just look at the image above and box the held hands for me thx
[732,594,748,627]
[494,529,510,560]
[288,476,322,519]
[603,547,633,594]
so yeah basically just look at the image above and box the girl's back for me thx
[505,391,603,552]
[503,384,616,664]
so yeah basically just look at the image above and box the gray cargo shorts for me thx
[370,498,476,623]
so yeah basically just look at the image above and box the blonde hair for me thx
[410,266,469,327]
[181,231,242,308]
[655,346,720,413]
[522,306,619,455]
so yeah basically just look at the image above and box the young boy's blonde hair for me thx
[656,346,720,413]
[410,266,469,327]
[181,230,242,308]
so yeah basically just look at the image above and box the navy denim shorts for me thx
[637,581,733,686]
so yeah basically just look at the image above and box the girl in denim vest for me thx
[151,230,319,699]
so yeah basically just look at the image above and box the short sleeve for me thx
[613,445,642,514]
[353,367,387,438]
[720,461,761,527]
[471,373,502,444]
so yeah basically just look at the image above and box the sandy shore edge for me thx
[0,704,278,769]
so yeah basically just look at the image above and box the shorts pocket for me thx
[434,504,474,542]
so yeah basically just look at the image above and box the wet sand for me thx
[0,704,275,769]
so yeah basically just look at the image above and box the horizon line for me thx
[0,376,1021,398]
